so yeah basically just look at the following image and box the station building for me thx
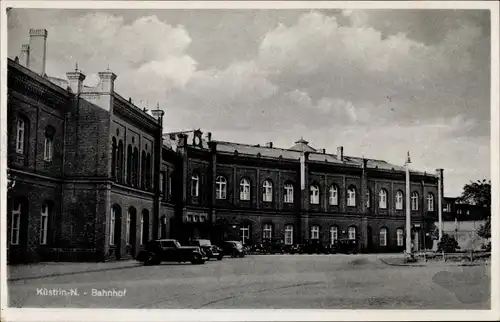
[7,29,444,263]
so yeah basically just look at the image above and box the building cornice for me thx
[113,94,161,133]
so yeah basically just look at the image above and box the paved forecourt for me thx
[8,254,490,309]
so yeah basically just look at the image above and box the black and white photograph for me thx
[1,1,499,321]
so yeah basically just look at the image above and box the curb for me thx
[8,262,142,282]
[379,258,489,268]
[379,258,426,267]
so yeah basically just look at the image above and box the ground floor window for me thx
[263,224,272,239]
[380,227,388,246]
[397,228,404,246]
[110,209,116,245]
[11,202,22,245]
[240,225,250,245]
[348,226,356,240]
[40,203,49,245]
[330,226,338,245]
[284,225,293,245]
[310,225,319,240]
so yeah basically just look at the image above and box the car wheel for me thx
[217,255,223,260]
[145,253,156,266]
[191,254,203,264]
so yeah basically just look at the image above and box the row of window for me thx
[109,206,150,246]
[195,175,436,211]
[111,137,153,190]
[10,201,49,246]
[16,117,54,162]
[240,224,405,247]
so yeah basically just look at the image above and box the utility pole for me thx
[405,151,412,255]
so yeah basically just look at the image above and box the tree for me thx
[437,234,460,253]
[458,179,491,248]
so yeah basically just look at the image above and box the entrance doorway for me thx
[111,205,122,260]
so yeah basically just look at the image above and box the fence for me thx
[412,250,491,262]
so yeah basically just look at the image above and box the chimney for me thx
[321,148,326,154]
[98,70,117,93]
[337,146,344,161]
[66,65,86,94]
[206,132,212,142]
[265,142,273,148]
[28,29,48,75]
[20,44,30,67]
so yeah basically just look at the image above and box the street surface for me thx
[8,254,490,309]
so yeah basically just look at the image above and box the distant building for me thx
[7,28,445,263]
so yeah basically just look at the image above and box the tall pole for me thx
[405,151,412,254]
[437,169,444,242]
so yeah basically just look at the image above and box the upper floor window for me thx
[240,178,250,201]
[16,117,26,154]
[379,189,388,209]
[263,224,272,239]
[445,203,452,212]
[380,227,388,246]
[310,225,320,239]
[347,186,356,207]
[411,192,419,211]
[329,185,338,206]
[160,172,165,196]
[284,183,294,203]
[215,176,227,199]
[310,184,319,204]
[168,174,172,197]
[348,226,357,240]
[191,174,199,197]
[395,190,404,210]
[40,203,49,245]
[366,189,371,208]
[44,126,55,162]
[427,193,435,211]
[263,180,273,202]
[11,201,22,245]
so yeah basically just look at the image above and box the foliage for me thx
[437,234,460,253]
[458,179,491,208]
[477,217,491,239]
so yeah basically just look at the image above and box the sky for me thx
[7,8,491,197]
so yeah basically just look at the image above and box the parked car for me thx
[188,239,223,260]
[219,241,246,258]
[302,239,326,254]
[262,238,285,254]
[332,239,359,254]
[137,239,207,265]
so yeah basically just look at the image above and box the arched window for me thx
[395,190,404,210]
[263,180,273,202]
[141,210,149,244]
[110,207,116,245]
[310,184,320,204]
[16,116,27,154]
[284,183,294,203]
[379,189,388,209]
[191,174,200,197]
[329,185,338,206]
[263,224,273,239]
[126,210,131,245]
[396,228,404,246]
[111,137,117,179]
[133,147,139,187]
[330,226,338,245]
[284,225,294,245]
[310,225,320,240]
[366,189,371,208]
[117,140,124,183]
[44,126,55,162]
[347,186,356,207]
[40,203,50,245]
[126,145,133,185]
[215,176,227,199]
[348,226,357,240]
[240,224,250,245]
[146,153,152,190]
[427,193,435,211]
[11,201,22,245]
[160,215,167,239]
[380,227,388,246]
[240,178,250,200]
[141,151,147,189]
[411,192,419,211]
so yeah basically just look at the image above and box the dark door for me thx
[367,226,373,252]
[129,213,137,256]
[115,214,122,260]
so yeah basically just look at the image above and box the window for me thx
[284,183,294,203]
[310,225,320,239]
[427,193,435,211]
[380,228,388,246]
[330,226,338,245]
[348,226,356,240]
[133,148,139,187]
[329,185,338,205]
[411,192,419,211]
[187,215,193,222]
[191,174,199,197]
[193,216,199,222]
[347,186,356,207]
[240,225,250,245]
[310,184,319,204]
[126,145,133,185]
[263,180,273,202]
[125,211,131,245]
[110,208,116,245]
[366,189,371,208]
[141,211,149,245]
[111,138,117,179]
[200,216,206,222]
[466,209,470,215]
[215,176,227,199]
[397,228,404,246]
[117,141,124,183]
[284,225,294,245]
[16,118,25,154]
[160,172,165,196]
[168,175,172,196]
[263,224,272,239]
[40,203,49,245]
[11,202,21,245]
[395,191,403,210]
[445,203,451,212]
[379,189,388,209]
[140,213,144,245]
[240,178,250,200]
[44,135,53,161]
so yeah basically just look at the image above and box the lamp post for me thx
[405,151,412,255]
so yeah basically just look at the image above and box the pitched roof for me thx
[289,137,316,152]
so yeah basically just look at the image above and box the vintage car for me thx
[218,241,246,258]
[332,238,359,254]
[137,239,207,265]
[301,239,327,254]
[262,238,286,254]
[188,239,223,260]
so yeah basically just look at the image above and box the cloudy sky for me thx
[7,8,491,196]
